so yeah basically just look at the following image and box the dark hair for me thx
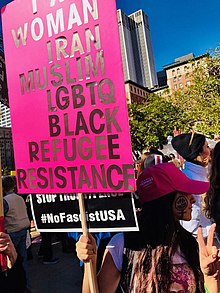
[148,147,168,163]
[2,176,16,193]
[197,144,204,155]
[204,141,220,219]
[189,142,208,167]
[138,148,169,177]
[120,192,204,293]
[169,153,175,160]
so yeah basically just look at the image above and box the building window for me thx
[179,83,183,88]
[185,73,190,79]
[177,68,180,74]
[172,69,175,76]
[178,75,182,81]
[135,11,141,16]
[184,65,188,72]
[174,84,178,90]
[173,76,177,82]
[130,85,133,91]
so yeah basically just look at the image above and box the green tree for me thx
[169,48,220,137]
[128,93,184,152]
[128,46,220,152]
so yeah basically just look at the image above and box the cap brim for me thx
[178,180,209,195]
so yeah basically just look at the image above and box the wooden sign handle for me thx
[78,193,99,293]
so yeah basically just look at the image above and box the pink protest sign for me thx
[2,0,135,193]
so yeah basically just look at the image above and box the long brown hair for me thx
[205,141,220,219]
[120,193,204,293]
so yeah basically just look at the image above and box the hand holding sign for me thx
[2,0,135,291]
[76,233,97,262]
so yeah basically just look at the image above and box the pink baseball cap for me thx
[137,162,209,203]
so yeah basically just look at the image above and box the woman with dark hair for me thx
[171,132,211,238]
[76,163,220,293]
[204,141,220,241]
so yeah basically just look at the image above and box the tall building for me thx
[0,102,11,127]
[117,9,158,89]
[0,127,14,170]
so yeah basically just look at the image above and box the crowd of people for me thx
[1,131,220,293]
[76,132,220,293]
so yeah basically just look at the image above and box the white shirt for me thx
[180,161,211,238]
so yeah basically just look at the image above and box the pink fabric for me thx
[137,162,209,202]
[170,263,196,293]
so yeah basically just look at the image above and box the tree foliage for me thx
[128,47,220,152]
[169,48,220,136]
[128,94,184,152]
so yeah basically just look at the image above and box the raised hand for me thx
[197,223,220,293]
[197,223,220,278]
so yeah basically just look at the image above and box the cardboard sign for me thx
[30,192,139,232]
[2,0,135,193]
[0,51,9,107]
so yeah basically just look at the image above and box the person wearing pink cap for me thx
[76,163,220,293]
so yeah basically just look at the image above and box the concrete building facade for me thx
[163,53,207,93]
[117,9,158,89]
[125,80,151,104]
[0,102,11,127]
[0,127,14,171]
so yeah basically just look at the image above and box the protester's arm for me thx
[0,232,17,269]
[97,249,121,293]
[3,199,9,215]
[76,233,98,292]
[76,233,121,293]
[197,224,220,293]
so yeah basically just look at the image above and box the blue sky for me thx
[116,0,220,71]
[1,1,219,71]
